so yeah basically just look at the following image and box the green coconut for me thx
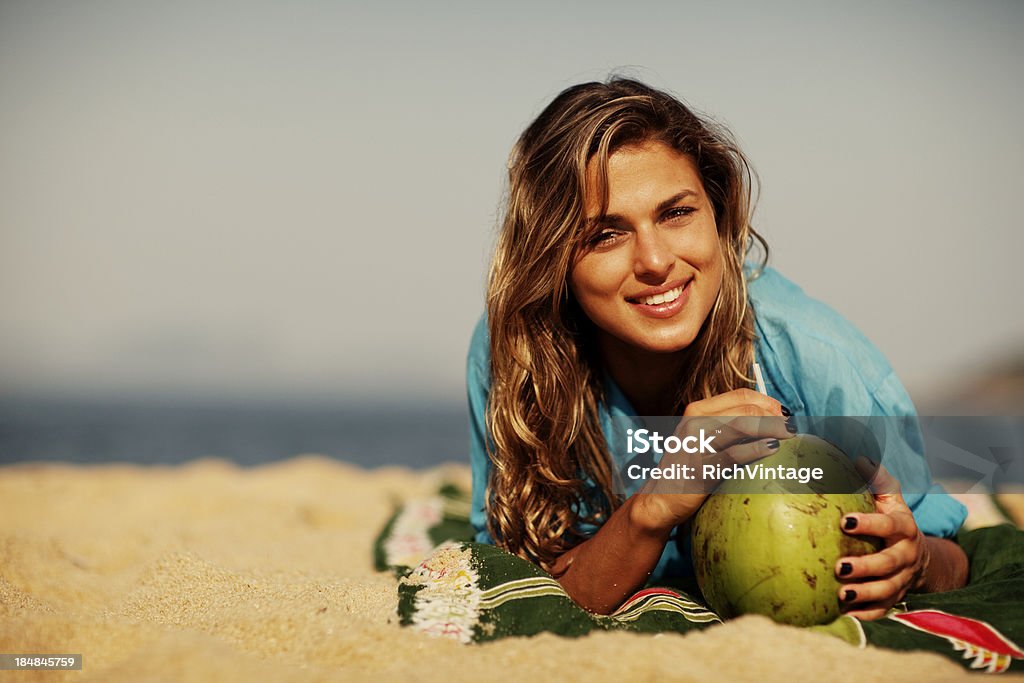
[692,434,882,627]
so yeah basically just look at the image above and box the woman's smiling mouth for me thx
[626,279,693,318]
[637,285,683,306]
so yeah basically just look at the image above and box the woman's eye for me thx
[588,230,622,247]
[665,207,696,220]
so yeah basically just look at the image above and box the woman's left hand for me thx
[834,459,930,621]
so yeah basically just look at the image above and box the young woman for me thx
[467,78,969,618]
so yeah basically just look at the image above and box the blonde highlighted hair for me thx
[485,77,768,568]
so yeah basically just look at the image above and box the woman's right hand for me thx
[631,389,795,534]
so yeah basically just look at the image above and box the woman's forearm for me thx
[549,495,674,615]
[916,536,969,594]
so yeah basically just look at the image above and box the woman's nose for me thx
[633,227,673,280]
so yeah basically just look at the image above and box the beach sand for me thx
[0,456,1011,682]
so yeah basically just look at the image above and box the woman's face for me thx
[569,140,724,355]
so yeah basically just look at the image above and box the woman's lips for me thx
[627,279,692,319]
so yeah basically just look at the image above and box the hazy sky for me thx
[1,0,1021,405]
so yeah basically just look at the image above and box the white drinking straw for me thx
[752,362,768,396]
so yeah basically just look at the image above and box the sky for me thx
[0,0,1021,406]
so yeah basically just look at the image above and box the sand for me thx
[0,456,1013,682]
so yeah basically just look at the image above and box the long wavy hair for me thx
[485,77,768,569]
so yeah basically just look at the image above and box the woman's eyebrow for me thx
[588,189,699,227]
[655,189,698,213]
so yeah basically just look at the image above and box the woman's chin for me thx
[626,332,699,355]
[597,324,700,357]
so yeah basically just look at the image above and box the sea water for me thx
[0,394,469,468]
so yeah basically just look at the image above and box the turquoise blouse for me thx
[466,267,967,579]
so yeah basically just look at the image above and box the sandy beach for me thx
[0,456,1015,682]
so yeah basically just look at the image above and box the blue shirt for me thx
[466,266,966,579]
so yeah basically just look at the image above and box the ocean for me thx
[0,394,470,469]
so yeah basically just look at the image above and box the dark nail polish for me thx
[785,417,797,433]
[839,562,853,576]
[843,590,856,602]
[781,405,792,417]
[844,516,857,530]
[765,439,780,450]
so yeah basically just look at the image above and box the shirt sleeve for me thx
[467,314,496,545]
[870,372,967,538]
[797,359,966,538]
[749,268,966,538]
[795,343,967,539]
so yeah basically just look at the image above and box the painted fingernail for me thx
[844,516,857,530]
[843,590,857,602]
[839,562,853,576]
[785,417,797,433]
[765,439,780,450]
[780,405,792,417]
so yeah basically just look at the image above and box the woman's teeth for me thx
[640,286,683,306]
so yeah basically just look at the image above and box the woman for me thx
[467,78,969,618]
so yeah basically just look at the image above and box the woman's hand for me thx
[835,460,929,620]
[632,388,795,533]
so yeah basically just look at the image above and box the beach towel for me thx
[374,486,1024,674]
